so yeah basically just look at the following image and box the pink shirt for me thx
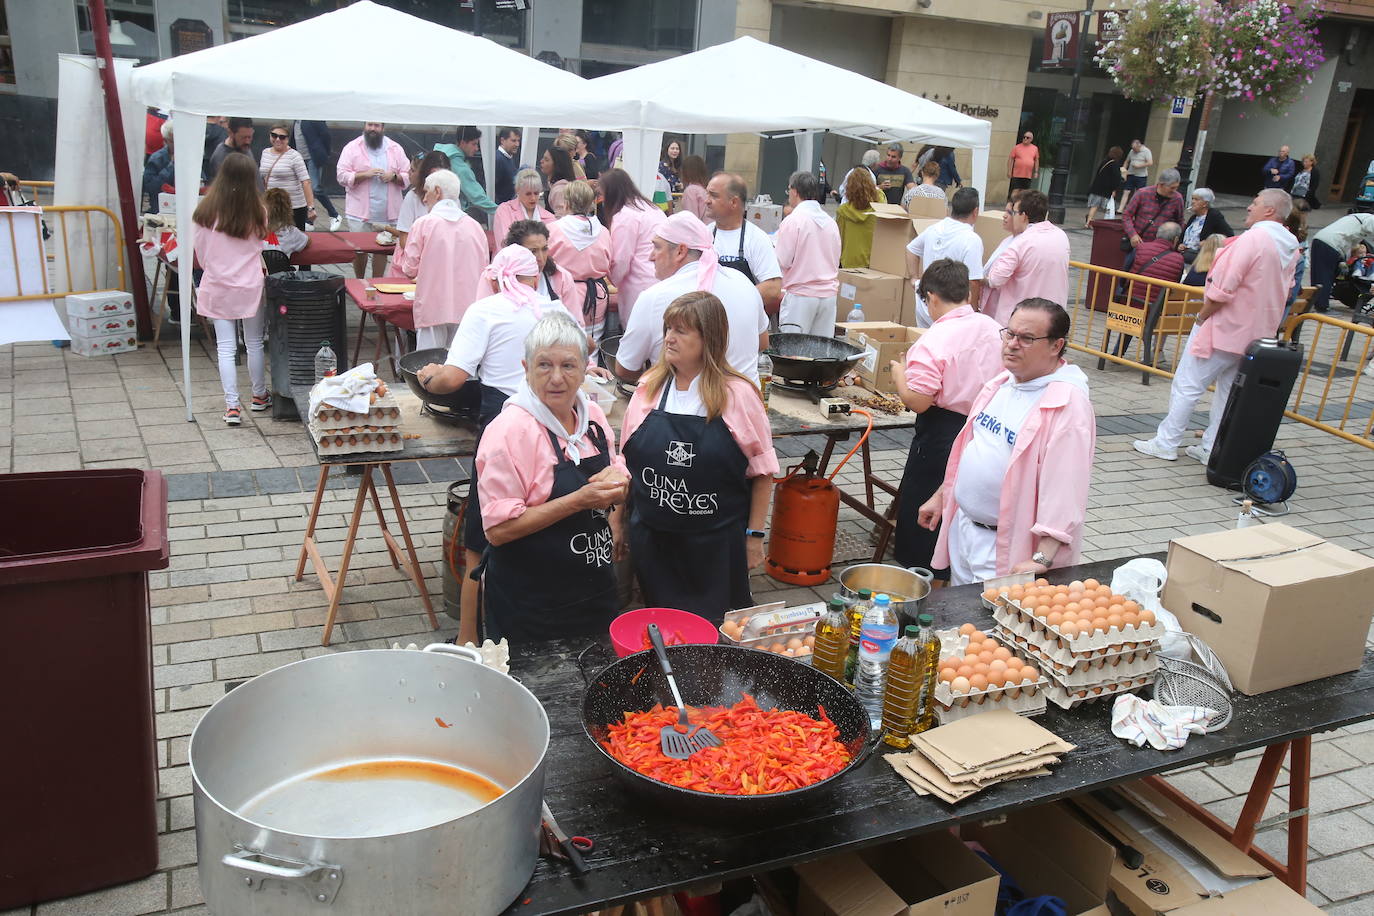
[491,198,553,253]
[933,366,1095,575]
[1192,223,1298,358]
[193,224,264,320]
[392,206,490,328]
[903,305,1005,415]
[677,184,708,222]
[335,136,409,223]
[622,376,780,479]
[983,221,1071,325]
[477,400,625,531]
[608,201,668,321]
[775,203,841,298]
[548,218,612,330]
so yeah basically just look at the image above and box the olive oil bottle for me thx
[811,596,850,681]
[880,625,922,748]
[914,614,941,733]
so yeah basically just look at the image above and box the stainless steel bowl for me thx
[838,563,930,626]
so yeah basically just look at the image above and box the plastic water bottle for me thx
[845,303,865,323]
[314,341,337,380]
[855,594,900,728]
[757,352,773,408]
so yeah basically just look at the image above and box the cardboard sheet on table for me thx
[887,752,1050,804]
[889,744,1061,789]
[373,283,415,293]
[914,708,1074,773]
[914,737,1068,783]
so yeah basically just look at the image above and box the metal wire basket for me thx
[1153,632,1235,731]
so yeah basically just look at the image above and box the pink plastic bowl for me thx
[609,607,719,657]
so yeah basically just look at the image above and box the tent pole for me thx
[90,0,153,340]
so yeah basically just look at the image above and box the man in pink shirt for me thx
[336,121,410,279]
[920,298,1096,585]
[775,170,841,336]
[392,169,490,350]
[886,259,1004,578]
[1134,189,1299,463]
[982,190,1070,325]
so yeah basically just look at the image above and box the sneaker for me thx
[223,407,242,427]
[1132,438,1177,461]
[250,393,272,412]
[305,222,316,232]
[1185,444,1211,464]
[329,216,343,232]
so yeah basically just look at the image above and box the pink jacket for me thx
[608,201,668,321]
[933,364,1096,575]
[548,219,612,328]
[392,203,489,328]
[677,184,708,222]
[1193,222,1298,358]
[194,225,264,321]
[775,201,841,298]
[335,136,409,223]
[983,221,1071,325]
[491,198,554,253]
[904,305,1005,415]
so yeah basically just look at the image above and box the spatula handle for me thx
[647,624,687,710]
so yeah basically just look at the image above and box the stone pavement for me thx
[4,197,1374,914]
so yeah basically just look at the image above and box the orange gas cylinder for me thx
[766,451,841,586]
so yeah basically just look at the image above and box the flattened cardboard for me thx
[837,268,909,325]
[963,803,1113,916]
[870,204,918,276]
[915,708,1073,772]
[1162,523,1374,694]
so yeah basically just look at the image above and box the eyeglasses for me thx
[999,327,1056,347]
[270,133,288,140]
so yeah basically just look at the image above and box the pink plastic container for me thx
[609,607,719,657]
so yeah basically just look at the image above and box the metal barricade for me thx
[1285,313,1374,449]
[0,204,128,303]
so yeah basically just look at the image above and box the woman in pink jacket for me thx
[393,169,490,350]
[919,298,1096,585]
[492,168,554,254]
[601,168,667,325]
[192,152,269,427]
[676,155,710,222]
[548,180,614,342]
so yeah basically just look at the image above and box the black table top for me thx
[503,554,1374,915]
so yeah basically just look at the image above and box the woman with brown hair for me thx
[541,145,579,217]
[837,167,880,268]
[263,188,309,258]
[658,137,684,193]
[620,291,779,615]
[676,154,710,221]
[601,168,668,322]
[259,123,316,229]
[193,151,269,426]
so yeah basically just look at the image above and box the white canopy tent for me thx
[130,0,641,421]
[590,36,993,203]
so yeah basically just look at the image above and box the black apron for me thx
[893,405,967,579]
[462,384,511,554]
[622,381,753,616]
[483,422,618,643]
[713,225,759,286]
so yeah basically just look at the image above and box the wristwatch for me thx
[1031,550,1051,567]
[745,528,766,539]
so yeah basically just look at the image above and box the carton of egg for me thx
[993,624,1159,690]
[718,601,820,663]
[308,420,404,456]
[933,624,1048,723]
[984,577,1166,653]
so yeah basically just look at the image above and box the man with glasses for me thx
[982,190,1070,325]
[1120,167,1184,274]
[1133,189,1299,464]
[1007,131,1039,197]
[917,298,1095,585]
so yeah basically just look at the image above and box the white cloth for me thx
[780,292,837,337]
[617,260,768,381]
[952,372,1054,524]
[416,323,457,351]
[1111,694,1219,750]
[507,380,594,461]
[213,313,266,408]
[948,509,997,586]
[445,292,578,397]
[308,361,379,417]
[1154,327,1242,450]
[709,221,783,282]
[906,218,986,328]
[396,190,426,234]
[555,213,605,251]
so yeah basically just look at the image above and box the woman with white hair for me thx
[492,168,553,254]
[839,149,881,204]
[1180,188,1233,263]
[393,168,490,349]
[472,314,628,641]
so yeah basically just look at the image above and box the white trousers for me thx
[213,313,267,408]
[947,508,998,587]
[779,292,838,337]
[1155,329,1242,451]
[416,323,458,352]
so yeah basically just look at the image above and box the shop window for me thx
[583,0,697,52]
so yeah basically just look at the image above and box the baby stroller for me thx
[1332,249,1374,317]
[1354,170,1374,214]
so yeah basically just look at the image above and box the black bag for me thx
[1120,236,1133,252]
[1119,205,1167,254]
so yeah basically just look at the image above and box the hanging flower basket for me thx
[1094,0,1212,101]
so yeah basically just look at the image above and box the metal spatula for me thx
[647,624,721,759]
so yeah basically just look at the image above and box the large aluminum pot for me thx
[191,644,548,916]
[838,563,930,627]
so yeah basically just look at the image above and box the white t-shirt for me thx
[617,261,769,381]
[664,374,708,417]
[952,373,1053,525]
[709,221,783,283]
[396,190,426,234]
[906,218,986,327]
[366,145,389,222]
[444,294,578,397]
[1127,146,1152,178]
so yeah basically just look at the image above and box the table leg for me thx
[372,316,386,369]
[380,463,439,631]
[294,465,330,580]
[317,466,375,646]
[366,474,403,570]
[353,311,371,368]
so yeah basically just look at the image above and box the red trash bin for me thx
[0,470,169,908]
[1088,218,1129,312]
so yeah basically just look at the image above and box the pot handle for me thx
[222,848,343,904]
[422,643,482,663]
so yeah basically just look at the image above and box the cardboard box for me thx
[748,201,784,234]
[65,290,134,319]
[973,213,1010,261]
[837,268,910,325]
[1162,523,1374,694]
[962,803,1112,916]
[795,828,999,916]
[870,203,917,276]
[1074,781,1324,916]
[845,323,921,394]
[906,195,948,219]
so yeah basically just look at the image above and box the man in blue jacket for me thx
[1261,145,1296,192]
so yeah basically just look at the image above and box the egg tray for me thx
[1044,674,1155,710]
[308,421,404,456]
[933,628,1050,712]
[992,598,1166,654]
[717,601,822,662]
[979,572,1036,609]
[935,682,1048,723]
[311,393,402,431]
[992,624,1159,688]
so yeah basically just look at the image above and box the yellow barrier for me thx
[0,204,128,302]
[1285,312,1374,449]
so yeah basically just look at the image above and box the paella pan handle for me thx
[421,643,482,664]
[221,848,344,904]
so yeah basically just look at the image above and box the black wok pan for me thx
[766,333,865,387]
[398,348,482,420]
[582,643,873,819]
